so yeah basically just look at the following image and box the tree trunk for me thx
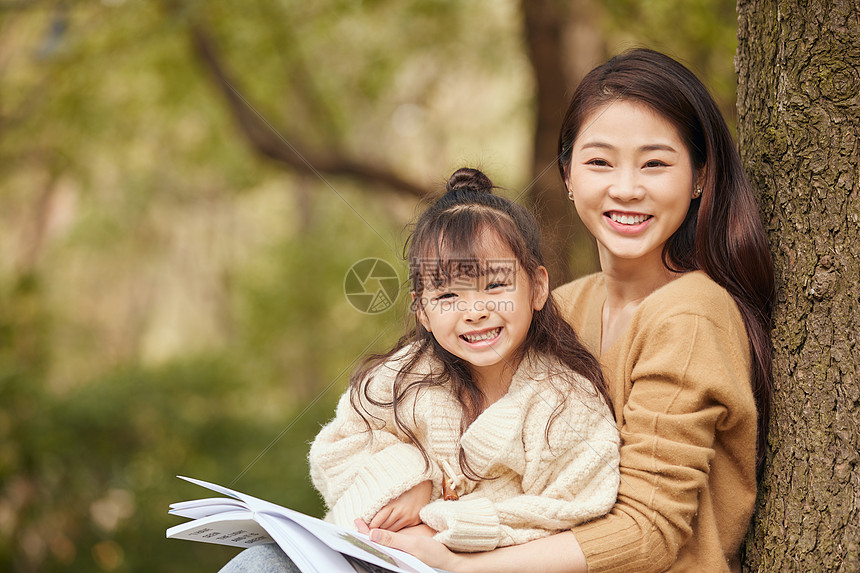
[736,1,860,570]
[521,0,599,287]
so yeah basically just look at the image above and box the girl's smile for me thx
[459,326,503,345]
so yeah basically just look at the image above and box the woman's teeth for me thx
[461,327,501,343]
[609,213,650,225]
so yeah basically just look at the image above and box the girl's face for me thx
[566,100,699,273]
[415,238,548,387]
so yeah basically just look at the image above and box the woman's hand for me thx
[396,523,438,537]
[357,520,587,573]
[368,480,433,531]
[368,527,463,572]
[356,519,437,538]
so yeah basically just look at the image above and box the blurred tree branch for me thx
[186,1,598,283]
[187,19,433,198]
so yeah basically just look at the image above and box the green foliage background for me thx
[0,0,736,570]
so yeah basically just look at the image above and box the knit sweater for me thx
[308,345,620,553]
[554,271,757,573]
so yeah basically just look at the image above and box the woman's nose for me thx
[608,169,643,201]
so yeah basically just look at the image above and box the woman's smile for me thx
[605,211,653,234]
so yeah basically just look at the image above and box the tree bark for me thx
[736,1,860,570]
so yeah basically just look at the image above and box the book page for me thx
[169,497,248,520]
[170,477,438,573]
[279,511,437,573]
[256,512,357,573]
[166,512,272,548]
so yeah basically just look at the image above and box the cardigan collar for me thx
[427,352,554,479]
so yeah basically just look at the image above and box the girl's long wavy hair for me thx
[350,167,610,479]
[557,48,775,475]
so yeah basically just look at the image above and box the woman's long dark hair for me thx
[350,168,610,479]
[557,48,774,475]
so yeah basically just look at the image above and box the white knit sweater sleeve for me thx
[420,380,620,552]
[308,352,439,529]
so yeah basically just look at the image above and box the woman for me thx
[365,48,774,573]
[220,48,773,573]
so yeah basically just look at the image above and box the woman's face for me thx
[566,100,698,273]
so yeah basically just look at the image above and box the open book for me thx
[166,476,438,573]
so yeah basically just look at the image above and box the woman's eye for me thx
[644,159,668,168]
[586,158,610,167]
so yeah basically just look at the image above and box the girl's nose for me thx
[464,303,489,322]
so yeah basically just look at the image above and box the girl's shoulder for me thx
[517,352,604,405]
[361,341,443,391]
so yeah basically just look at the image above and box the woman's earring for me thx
[567,189,574,201]
[692,185,703,199]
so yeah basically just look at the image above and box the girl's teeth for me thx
[462,328,501,343]
[610,213,649,225]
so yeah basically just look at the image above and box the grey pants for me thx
[218,544,452,573]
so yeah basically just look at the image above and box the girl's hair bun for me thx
[445,168,494,195]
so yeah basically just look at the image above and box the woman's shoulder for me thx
[552,272,604,330]
[644,271,739,321]
[553,272,604,303]
[632,271,747,351]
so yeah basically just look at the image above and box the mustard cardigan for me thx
[554,271,757,573]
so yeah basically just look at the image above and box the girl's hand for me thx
[368,480,433,531]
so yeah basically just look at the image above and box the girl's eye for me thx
[434,292,456,301]
[486,282,509,291]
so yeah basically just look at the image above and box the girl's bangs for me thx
[411,217,519,290]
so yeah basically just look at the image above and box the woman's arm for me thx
[369,528,588,573]
[570,311,755,572]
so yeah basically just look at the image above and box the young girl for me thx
[308,167,620,553]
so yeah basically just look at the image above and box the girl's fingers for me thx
[369,506,392,530]
[384,510,414,531]
[380,510,401,530]
[354,519,370,534]
[389,514,418,532]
